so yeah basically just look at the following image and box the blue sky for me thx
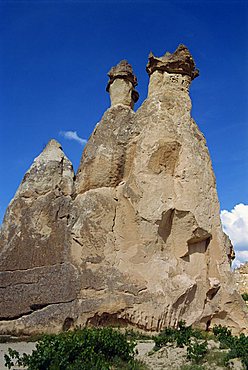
[0,0,247,264]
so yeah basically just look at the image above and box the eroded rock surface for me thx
[234,263,248,295]
[106,60,139,108]
[146,44,199,79]
[0,140,79,324]
[0,45,247,336]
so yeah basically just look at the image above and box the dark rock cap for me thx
[106,60,138,99]
[146,44,199,80]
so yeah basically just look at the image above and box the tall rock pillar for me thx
[106,60,139,109]
[0,46,247,336]
[75,60,139,195]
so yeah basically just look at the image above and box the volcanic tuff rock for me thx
[106,60,139,109]
[0,140,79,326]
[0,45,247,336]
[234,263,248,295]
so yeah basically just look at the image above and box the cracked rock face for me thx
[0,140,79,325]
[0,46,247,336]
[234,263,248,295]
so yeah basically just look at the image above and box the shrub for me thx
[213,325,248,369]
[224,333,248,369]
[153,327,176,349]
[175,320,192,347]
[212,324,234,348]
[242,292,248,301]
[186,340,208,364]
[4,327,140,370]
[154,321,204,350]
[204,349,226,367]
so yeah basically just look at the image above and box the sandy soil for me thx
[0,342,36,370]
[0,340,243,369]
[135,340,191,369]
[1,341,169,370]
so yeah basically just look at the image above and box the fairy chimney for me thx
[146,44,199,97]
[0,45,247,337]
[106,60,139,109]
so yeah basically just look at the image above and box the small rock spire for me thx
[106,60,139,109]
[146,44,199,80]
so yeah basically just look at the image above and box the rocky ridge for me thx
[0,45,247,336]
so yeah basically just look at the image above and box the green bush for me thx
[204,349,226,367]
[154,321,204,350]
[213,325,248,369]
[154,323,248,368]
[4,327,142,370]
[242,292,248,301]
[153,327,176,349]
[4,324,248,370]
[212,324,234,348]
[225,333,248,369]
[175,320,193,347]
[186,340,208,364]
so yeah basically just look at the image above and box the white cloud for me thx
[220,203,248,267]
[59,131,87,146]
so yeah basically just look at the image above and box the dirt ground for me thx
[135,340,192,369]
[0,342,36,370]
[0,340,189,369]
[0,340,244,369]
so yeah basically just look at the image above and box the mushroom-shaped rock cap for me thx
[106,60,138,94]
[146,44,199,80]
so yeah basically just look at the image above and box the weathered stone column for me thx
[106,60,139,109]
[146,44,199,97]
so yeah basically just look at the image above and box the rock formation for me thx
[106,60,139,109]
[234,263,248,295]
[0,45,247,336]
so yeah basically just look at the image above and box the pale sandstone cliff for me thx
[0,45,247,335]
[234,263,248,295]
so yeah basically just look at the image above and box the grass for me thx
[180,365,205,370]
[112,358,149,369]
[203,349,226,367]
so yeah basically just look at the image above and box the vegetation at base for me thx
[242,292,248,301]
[4,323,248,369]
[186,340,208,364]
[124,328,152,341]
[180,365,205,370]
[154,320,204,350]
[212,324,234,348]
[203,349,226,367]
[213,325,248,368]
[154,321,248,368]
[153,321,209,366]
[4,327,147,370]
